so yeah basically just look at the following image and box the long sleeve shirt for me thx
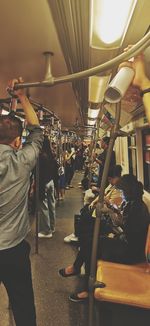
[0,125,44,250]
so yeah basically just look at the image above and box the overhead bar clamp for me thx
[43,51,54,82]
[116,130,129,137]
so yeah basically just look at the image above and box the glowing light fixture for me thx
[88,119,96,126]
[2,109,9,115]
[89,75,111,103]
[88,107,100,119]
[91,0,137,48]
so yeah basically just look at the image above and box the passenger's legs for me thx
[47,180,56,232]
[38,198,51,234]
[73,250,84,273]
[0,241,36,326]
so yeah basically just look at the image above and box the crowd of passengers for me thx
[59,159,150,302]
[0,47,150,325]
[29,137,88,238]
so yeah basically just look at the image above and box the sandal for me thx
[58,268,79,278]
[69,292,89,303]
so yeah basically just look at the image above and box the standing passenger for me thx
[96,136,116,187]
[0,78,44,325]
[38,136,56,238]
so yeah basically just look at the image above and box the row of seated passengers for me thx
[59,165,150,302]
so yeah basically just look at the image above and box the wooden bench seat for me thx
[95,260,150,309]
[94,225,150,309]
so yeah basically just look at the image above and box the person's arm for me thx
[95,157,103,165]
[8,77,39,125]
[8,78,44,169]
[140,77,150,125]
[89,195,99,208]
[119,46,150,124]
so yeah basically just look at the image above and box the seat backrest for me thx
[145,224,150,264]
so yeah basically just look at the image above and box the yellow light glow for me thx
[88,108,100,119]
[88,119,96,126]
[89,75,111,103]
[91,0,137,47]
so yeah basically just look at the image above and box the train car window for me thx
[142,129,150,193]
[128,134,137,177]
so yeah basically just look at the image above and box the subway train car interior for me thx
[0,0,150,325]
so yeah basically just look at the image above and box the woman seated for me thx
[59,174,150,302]
[64,165,122,243]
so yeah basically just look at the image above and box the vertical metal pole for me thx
[35,157,39,254]
[88,127,97,187]
[88,103,121,326]
[43,51,54,82]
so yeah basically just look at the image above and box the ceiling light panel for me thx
[91,0,137,49]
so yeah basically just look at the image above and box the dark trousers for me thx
[0,240,36,326]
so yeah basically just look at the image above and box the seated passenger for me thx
[64,165,123,243]
[64,188,96,243]
[59,174,150,302]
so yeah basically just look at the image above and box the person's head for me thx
[108,165,122,186]
[0,115,23,149]
[117,174,144,201]
[101,136,110,150]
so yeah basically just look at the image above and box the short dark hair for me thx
[102,136,110,146]
[0,115,23,144]
[117,174,144,200]
[108,165,122,178]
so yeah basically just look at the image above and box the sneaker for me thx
[70,234,78,242]
[38,232,52,238]
[65,186,70,190]
[64,233,78,243]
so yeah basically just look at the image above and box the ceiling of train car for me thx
[0,0,149,128]
[0,0,82,127]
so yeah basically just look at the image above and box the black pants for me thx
[0,240,36,326]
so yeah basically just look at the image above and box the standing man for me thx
[0,78,44,326]
[96,136,116,187]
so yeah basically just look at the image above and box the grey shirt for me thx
[0,125,44,250]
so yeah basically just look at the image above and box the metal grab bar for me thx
[88,103,121,326]
[11,31,150,90]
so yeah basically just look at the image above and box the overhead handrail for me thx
[8,31,150,91]
[88,126,97,188]
[0,97,59,121]
[88,102,121,326]
[29,98,59,121]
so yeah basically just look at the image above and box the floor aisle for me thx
[0,172,89,326]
